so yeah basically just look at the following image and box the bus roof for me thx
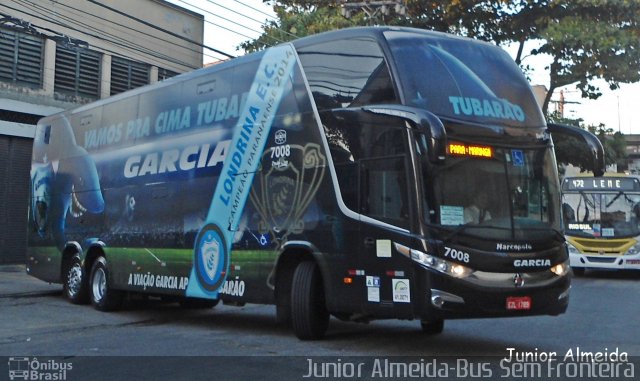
[38,26,508,125]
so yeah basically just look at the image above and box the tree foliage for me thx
[548,112,628,173]
[245,1,640,117]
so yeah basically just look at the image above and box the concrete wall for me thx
[3,0,203,72]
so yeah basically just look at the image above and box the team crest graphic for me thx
[275,129,287,145]
[194,224,228,291]
[251,143,325,237]
[202,236,220,282]
[250,143,326,288]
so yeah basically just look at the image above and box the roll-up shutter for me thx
[0,135,32,264]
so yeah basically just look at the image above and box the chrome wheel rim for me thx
[66,263,82,297]
[92,267,106,302]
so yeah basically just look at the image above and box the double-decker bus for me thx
[27,27,604,339]
[562,174,640,274]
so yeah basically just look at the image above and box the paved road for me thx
[1,268,639,380]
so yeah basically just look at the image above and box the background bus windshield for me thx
[562,191,640,238]
[385,30,545,128]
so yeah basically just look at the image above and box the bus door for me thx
[354,113,416,310]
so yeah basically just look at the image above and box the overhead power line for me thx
[205,0,298,41]
[0,1,198,70]
[50,0,224,63]
[174,0,270,43]
[10,0,199,69]
[234,0,277,21]
[86,0,235,59]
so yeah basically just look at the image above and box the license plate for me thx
[506,296,531,310]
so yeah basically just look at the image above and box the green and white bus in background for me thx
[27,27,604,339]
[562,174,640,275]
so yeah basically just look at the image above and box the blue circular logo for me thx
[194,224,228,291]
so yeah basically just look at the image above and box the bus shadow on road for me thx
[108,295,542,356]
[575,269,640,280]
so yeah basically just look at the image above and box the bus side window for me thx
[326,122,360,212]
[359,127,409,229]
[324,113,409,229]
[297,37,398,112]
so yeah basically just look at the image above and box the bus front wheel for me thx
[291,261,329,340]
[90,256,123,311]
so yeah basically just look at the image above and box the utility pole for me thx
[617,95,621,133]
[341,1,407,25]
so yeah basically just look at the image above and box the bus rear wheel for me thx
[90,256,123,311]
[291,261,329,340]
[420,319,444,335]
[63,254,89,304]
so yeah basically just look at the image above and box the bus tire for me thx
[63,254,89,304]
[420,319,444,335]
[90,256,123,311]
[179,297,219,309]
[291,261,329,340]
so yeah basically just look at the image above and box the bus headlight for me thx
[550,261,570,276]
[625,243,640,255]
[410,249,473,278]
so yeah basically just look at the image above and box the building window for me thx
[54,46,101,98]
[111,56,149,95]
[0,27,43,88]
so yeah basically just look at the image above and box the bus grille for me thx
[569,237,636,254]
[586,256,618,263]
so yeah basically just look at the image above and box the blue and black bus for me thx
[27,27,604,339]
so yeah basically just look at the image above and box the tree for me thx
[245,1,640,116]
[240,2,354,52]
[548,112,627,173]
[532,1,640,115]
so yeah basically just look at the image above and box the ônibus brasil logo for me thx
[8,357,72,380]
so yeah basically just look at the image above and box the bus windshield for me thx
[385,30,545,128]
[423,140,561,241]
[562,189,640,239]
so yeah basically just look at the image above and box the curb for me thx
[0,264,27,273]
[0,290,62,298]
[0,264,62,298]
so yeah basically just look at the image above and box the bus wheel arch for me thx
[61,244,89,304]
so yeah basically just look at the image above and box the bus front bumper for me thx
[570,252,640,271]
[419,267,571,319]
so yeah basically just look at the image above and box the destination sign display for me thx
[562,177,640,191]
[448,142,493,158]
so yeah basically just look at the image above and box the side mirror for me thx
[547,123,605,177]
[362,105,447,163]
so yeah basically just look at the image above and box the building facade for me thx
[0,0,204,264]
[625,134,640,174]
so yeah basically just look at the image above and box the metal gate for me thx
[0,135,32,264]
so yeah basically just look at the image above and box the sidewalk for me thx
[0,264,61,297]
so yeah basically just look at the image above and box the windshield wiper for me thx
[605,191,623,208]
